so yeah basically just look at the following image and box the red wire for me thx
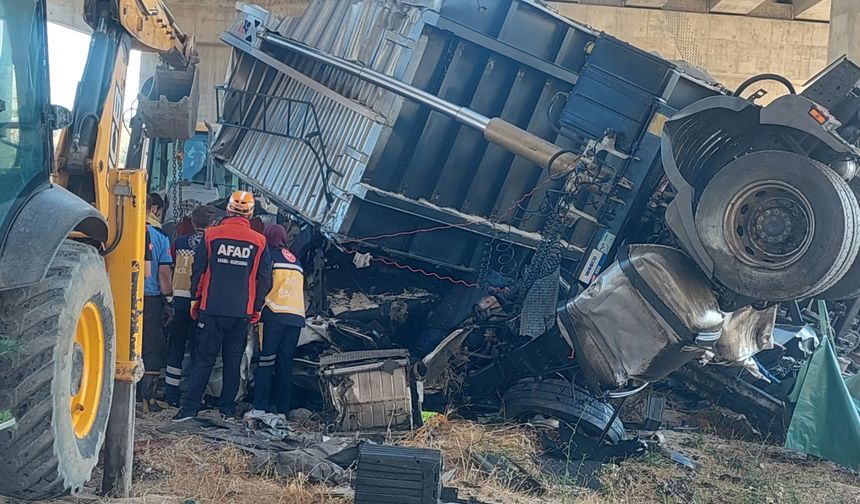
[342,246,478,288]
[339,177,557,287]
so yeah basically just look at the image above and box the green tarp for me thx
[785,337,860,470]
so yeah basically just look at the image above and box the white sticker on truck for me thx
[596,231,616,254]
[579,249,603,284]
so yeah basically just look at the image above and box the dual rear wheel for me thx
[695,151,860,302]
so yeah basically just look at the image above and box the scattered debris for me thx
[319,349,415,431]
[470,452,544,496]
[158,417,361,484]
[355,444,443,504]
[670,451,697,471]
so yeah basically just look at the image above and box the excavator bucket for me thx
[137,63,200,140]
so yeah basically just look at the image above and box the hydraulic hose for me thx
[733,73,796,97]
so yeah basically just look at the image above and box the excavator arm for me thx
[87,0,195,68]
[53,0,198,383]
[49,0,199,497]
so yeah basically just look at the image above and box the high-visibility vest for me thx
[265,247,306,321]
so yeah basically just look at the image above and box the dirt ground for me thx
[11,403,858,504]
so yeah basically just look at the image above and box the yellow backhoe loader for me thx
[0,0,198,499]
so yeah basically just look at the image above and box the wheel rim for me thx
[724,180,814,270]
[70,302,104,439]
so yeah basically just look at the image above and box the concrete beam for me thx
[46,0,89,33]
[748,1,793,20]
[794,0,831,22]
[708,0,767,14]
[624,0,670,7]
[829,0,860,62]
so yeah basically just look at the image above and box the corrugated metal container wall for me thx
[215,0,602,275]
[214,0,432,230]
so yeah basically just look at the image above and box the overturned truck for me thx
[212,0,860,438]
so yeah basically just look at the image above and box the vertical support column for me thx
[102,169,147,497]
[101,382,136,496]
[828,0,860,63]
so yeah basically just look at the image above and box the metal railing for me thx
[214,85,337,204]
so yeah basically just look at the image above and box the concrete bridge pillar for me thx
[828,0,860,63]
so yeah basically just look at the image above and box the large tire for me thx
[0,240,116,500]
[694,150,860,301]
[821,179,860,300]
[502,379,625,445]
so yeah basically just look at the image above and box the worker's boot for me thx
[141,372,163,413]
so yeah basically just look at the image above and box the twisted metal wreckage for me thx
[197,0,860,447]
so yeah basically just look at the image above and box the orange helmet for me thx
[226,190,255,216]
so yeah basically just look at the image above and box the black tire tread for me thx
[810,162,860,296]
[696,151,860,301]
[820,179,860,300]
[502,379,625,445]
[0,241,104,499]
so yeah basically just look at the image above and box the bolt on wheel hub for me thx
[725,181,814,269]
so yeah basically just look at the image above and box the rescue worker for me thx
[173,191,272,421]
[245,223,305,419]
[165,205,215,407]
[142,193,173,412]
[144,227,153,278]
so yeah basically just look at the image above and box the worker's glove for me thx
[250,311,262,325]
[190,300,200,321]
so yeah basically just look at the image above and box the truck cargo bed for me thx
[213,0,719,281]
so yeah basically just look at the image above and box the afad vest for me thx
[265,248,306,324]
[172,230,204,300]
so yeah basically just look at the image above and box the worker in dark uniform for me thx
[165,205,215,407]
[173,191,272,421]
[245,223,305,419]
[142,193,173,412]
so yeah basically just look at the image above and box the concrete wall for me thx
[46,0,88,32]
[828,0,860,63]
[47,1,832,118]
[141,0,310,123]
[46,0,309,122]
[551,3,830,97]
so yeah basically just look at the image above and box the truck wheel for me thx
[0,240,115,500]
[820,179,860,300]
[502,379,625,445]
[694,150,860,301]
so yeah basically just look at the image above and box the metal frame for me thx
[215,84,337,204]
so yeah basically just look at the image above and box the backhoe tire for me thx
[0,240,115,500]
[694,150,860,301]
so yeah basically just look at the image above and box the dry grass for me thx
[394,416,860,504]
[397,416,591,504]
[130,435,346,504]
[595,430,860,504]
[23,409,858,504]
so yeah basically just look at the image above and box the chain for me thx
[170,140,185,226]
[519,194,568,302]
